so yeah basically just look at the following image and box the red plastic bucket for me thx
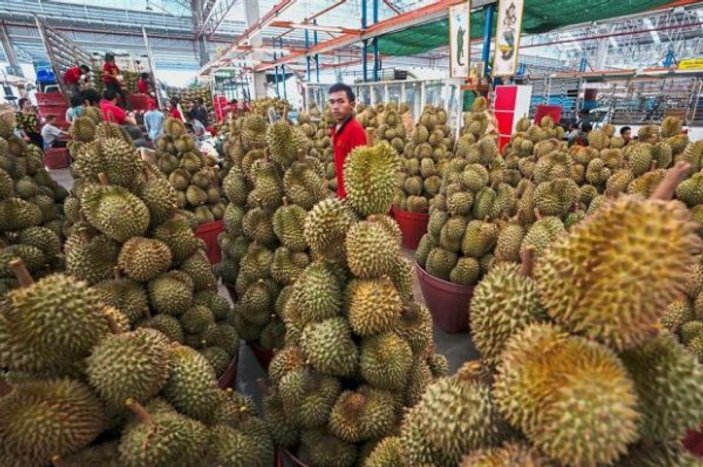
[684,429,703,457]
[249,342,275,370]
[195,219,224,264]
[44,147,71,169]
[392,207,429,250]
[416,262,472,333]
[216,350,239,390]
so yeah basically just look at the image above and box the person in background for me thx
[41,115,68,150]
[187,113,207,142]
[102,53,128,108]
[620,126,632,145]
[63,64,90,97]
[100,89,136,126]
[328,83,367,199]
[568,121,592,148]
[166,99,183,120]
[16,97,42,148]
[137,73,151,95]
[80,88,101,108]
[193,98,209,127]
[144,101,164,142]
[65,95,84,123]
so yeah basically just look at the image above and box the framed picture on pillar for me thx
[492,0,525,77]
[449,1,471,79]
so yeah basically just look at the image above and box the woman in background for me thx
[16,97,42,148]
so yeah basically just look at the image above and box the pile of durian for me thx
[0,258,273,467]
[249,97,289,117]
[366,162,703,466]
[302,104,338,195]
[0,114,67,293]
[63,116,239,378]
[153,118,226,225]
[167,84,214,114]
[416,109,702,290]
[218,113,327,354]
[393,104,461,214]
[262,140,449,466]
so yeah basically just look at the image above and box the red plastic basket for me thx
[44,147,71,169]
[194,219,224,264]
[416,262,472,333]
[216,350,239,390]
[392,206,429,250]
[684,429,703,457]
[249,342,275,370]
[35,92,67,106]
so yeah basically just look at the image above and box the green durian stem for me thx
[282,196,288,206]
[533,208,542,220]
[125,398,152,423]
[9,258,34,287]
[98,172,109,186]
[50,455,64,467]
[520,246,535,277]
[456,360,483,382]
[651,161,691,201]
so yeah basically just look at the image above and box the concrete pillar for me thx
[244,0,267,99]
[1,21,23,77]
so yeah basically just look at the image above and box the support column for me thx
[372,0,380,81]
[482,4,495,77]
[244,0,267,98]
[1,21,23,77]
[361,0,368,82]
[313,22,320,83]
[191,0,210,66]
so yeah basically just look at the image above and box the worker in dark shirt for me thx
[328,83,368,199]
[191,98,209,127]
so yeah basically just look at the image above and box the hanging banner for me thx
[449,1,471,79]
[493,0,525,77]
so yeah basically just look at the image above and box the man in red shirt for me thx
[103,53,129,108]
[100,89,137,126]
[63,64,90,96]
[137,73,151,94]
[329,83,368,198]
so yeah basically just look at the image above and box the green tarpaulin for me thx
[377,0,676,56]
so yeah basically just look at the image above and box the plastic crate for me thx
[35,92,67,106]
[44,147,71,169]
[194,219,224,264]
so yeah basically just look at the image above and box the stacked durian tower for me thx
[262,140,449,467]
[0,113,68,294]
[63,116,239,378]
[367,162,703,466]
[250,97,289,117]
[308,105,337,195]
[393,104,455,214]
[218,112,327,354]
[153,117,226,225]
[168,85,214,114]
[0,256,274,467]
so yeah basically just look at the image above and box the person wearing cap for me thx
[144,101,164,142]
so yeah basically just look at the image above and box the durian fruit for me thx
[459,442,550,466]
[117,237,173,282]
[162,344,223,424]
[118,398,208,467]
[470,249,545,365]
[278,368,341,429]
[86,328,171,406]
[363,436,404,467]
[535,168,701,350]
[304,198,358,260]
[301,316,359,377]
[80,183,150,242]
[345,219,400,279]
[399,361,507,465]
[329,385,397,443]
[344,142,401,217]
[494,324,639,466]
[619,333,703,441]
[0,379,106,464]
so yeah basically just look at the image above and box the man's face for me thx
[329,91,352,123]
[622,129,631,141]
